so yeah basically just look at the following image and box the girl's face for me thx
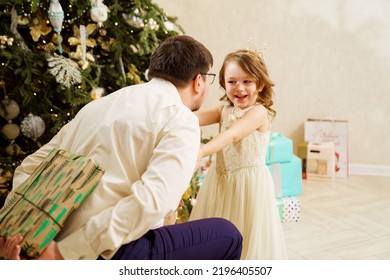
[224,62,259,110]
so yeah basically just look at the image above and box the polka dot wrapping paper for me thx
[276,196,301,223]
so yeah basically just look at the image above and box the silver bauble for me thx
[20,113,45,141]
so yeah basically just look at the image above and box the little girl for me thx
[189,49,288,260]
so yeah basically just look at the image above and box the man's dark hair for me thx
[148,35,213,88]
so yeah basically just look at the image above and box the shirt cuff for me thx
[57,229,98,260]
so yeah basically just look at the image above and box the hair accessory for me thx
[246,37,267,59]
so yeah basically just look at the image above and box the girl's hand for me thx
[196,146,204,169]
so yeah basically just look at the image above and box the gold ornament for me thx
[68,24,97,48]
[5,143,22,156]
[99,28,107,36]
[30,16,52,42]
[100,37,115,52]
[0,96,20,120]
[1,123,20,140]
[42,42,58,53]
[52,33,63,45]
[90,87,105,100]
[126,64,142,84]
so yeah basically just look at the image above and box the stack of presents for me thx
[266,132,302,223]
[300,118,349,179]
[267,118,348,223]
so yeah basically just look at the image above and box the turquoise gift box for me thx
[266,132,293,164]
[267,155,303,197]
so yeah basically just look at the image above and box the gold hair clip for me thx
[246,37,267,59]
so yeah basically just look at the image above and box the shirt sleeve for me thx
[57,111,200,259]
[12,123,68,189]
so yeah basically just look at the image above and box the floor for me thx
[283,175,390,260]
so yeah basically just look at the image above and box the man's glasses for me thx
[199,73,216,85]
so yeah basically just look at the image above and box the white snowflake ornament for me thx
[20,113,45,141]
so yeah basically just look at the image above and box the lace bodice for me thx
[215,105,270,174]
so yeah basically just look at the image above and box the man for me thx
[0,35,242,260]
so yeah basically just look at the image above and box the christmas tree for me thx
[0,0,182,207]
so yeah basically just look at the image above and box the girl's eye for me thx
[227,81,236,84]
[243,80,253,84]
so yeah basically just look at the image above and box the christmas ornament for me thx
[47,54,82,88]
[126,64,142,84]
[5,143,22,156]
[99,28,107,36]
[29,15,52,42]
[80,25,87,62]
[190,198,197,206]
[48,0,64,53]
[1,123,20,140]
[90,87,105,100]
[10,8,29,51]
[123,14,144,28]
[91,0,108,27]
[164,21,175,31]
[20,114,45,141]
[0,96,20,120]
[51,33,63,45]
[68,24,97,48]
[147,18,159,31]
[0,35,14,49]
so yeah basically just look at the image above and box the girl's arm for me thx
[194,106,223,126]
[199,105,269,158]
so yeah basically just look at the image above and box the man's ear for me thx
[192,74,203,94]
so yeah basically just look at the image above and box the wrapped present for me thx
[304,119,348,177]
[268,155,303,197]
[297,142,309,179]
[276,196,301,223]
[307,142,335,179]
[266,132,293,164]
[0,149,104,259]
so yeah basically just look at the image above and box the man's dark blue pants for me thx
[106,218,242,260]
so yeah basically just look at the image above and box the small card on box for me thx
[307,142,335,179]
[0,149,104,259]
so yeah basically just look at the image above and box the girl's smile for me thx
[224,62,259,109]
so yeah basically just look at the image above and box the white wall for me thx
[154,0,390,173]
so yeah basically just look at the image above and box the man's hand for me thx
[0,234,23,260]
[0,234,64,260]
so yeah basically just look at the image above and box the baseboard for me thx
[349,164,390,177]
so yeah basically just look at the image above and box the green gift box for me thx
[0,149,104,259]
[266,132,293,164]
[267,155,303,198]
